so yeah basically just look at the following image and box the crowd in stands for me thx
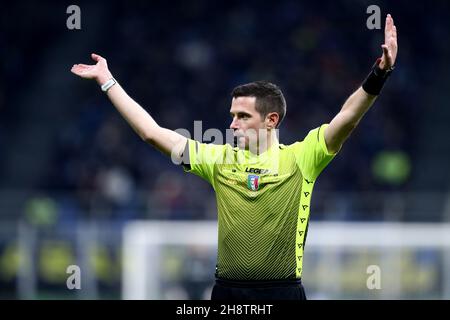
[3,1,447,222]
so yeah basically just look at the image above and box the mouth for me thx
[234,135,246,142]
[233,134,245,147]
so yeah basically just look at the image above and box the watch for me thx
[101,78,117,92]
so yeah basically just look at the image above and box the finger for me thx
[387,14,393,27]
[74,64,91,69]
[385,14,393,41]
[71,67,85,75]
[71,65,91,74]
[381,44,390,58]
[389,14,395,26]
[91,53,104,62]
[71,64,81,71]
[389,39,398,59]
[389,30,398,51]
[71,65,90,73]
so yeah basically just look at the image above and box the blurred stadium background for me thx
[1,0,450,299]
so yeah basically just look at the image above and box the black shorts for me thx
[211,278,307,301]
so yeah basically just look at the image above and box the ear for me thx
[265,112,280,129]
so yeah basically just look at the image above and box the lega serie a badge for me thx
[247,174,260,191]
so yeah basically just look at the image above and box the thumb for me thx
[381,45,389,57]
[91,53,104,62]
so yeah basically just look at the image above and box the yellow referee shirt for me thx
[184,124,337,280]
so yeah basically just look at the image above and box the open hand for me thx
[379,14,398,70]
[71,53,112,85]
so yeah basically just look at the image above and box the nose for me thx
[230,117,239,130]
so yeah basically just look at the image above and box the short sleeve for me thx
[290,124,338,181]
[183,139,226,187]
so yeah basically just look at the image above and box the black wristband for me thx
[362,59,394,95]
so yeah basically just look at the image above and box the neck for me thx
[248,129,279,155]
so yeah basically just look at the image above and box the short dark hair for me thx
[231,81,287,128]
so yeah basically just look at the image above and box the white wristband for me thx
[101,78,117,92]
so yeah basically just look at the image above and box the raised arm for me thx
[71,53,187,162]
[324,14,398,154]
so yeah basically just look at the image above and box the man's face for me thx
[229,96,266,150]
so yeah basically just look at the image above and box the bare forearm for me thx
[105,82,159,141]
[104,82,187,159]
[339,87,377,127]
[325,87,377,153]
[71,54,187,160]
[323,14,397,154]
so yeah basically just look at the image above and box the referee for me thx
[71,14,397,300]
